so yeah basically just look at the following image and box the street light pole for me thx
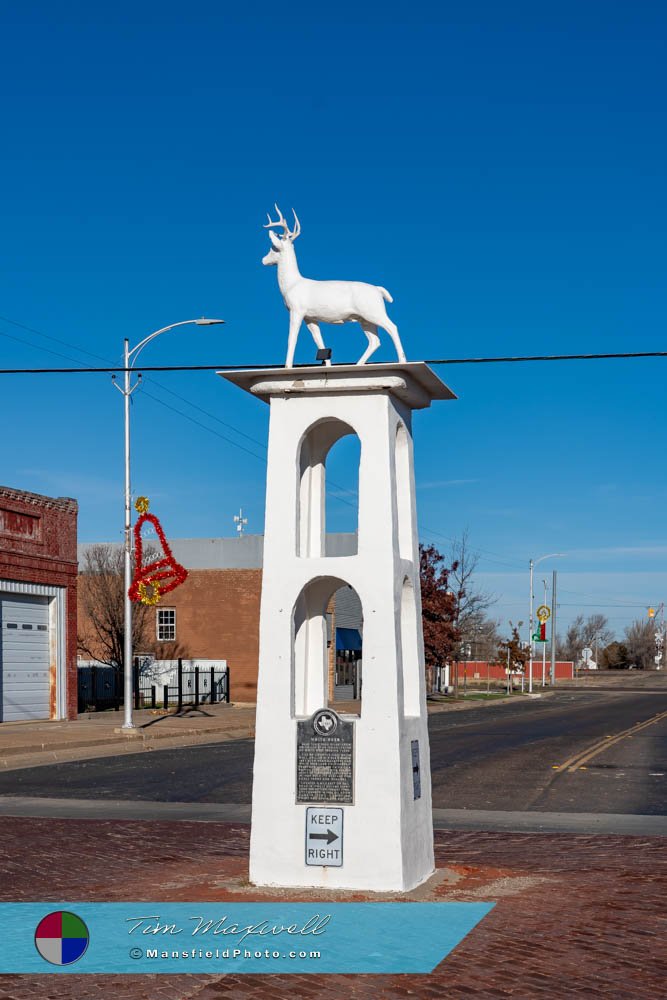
[528,553,564,694]
[529,558,534,693]
[122,336,134,729]
[550,570,558,686]
[115,317,224,730]
[542,578,548,687]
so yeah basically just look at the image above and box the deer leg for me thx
[357,322,381,365]
[285,312,303,368]
[306,321,331,366]
[381,318,407,364]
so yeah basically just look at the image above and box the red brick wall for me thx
[454,660,574,683]
[78,567,263,704]
[0,486,78,720]
[154,569,262,703]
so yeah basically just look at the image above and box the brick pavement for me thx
[0,818,664,999]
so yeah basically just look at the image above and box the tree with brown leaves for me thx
[419,543,461,690]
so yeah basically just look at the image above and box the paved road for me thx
[429,690,667,814]
[0,691,664,815]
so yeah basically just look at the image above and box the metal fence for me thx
[136,659,229,710]
[77,664,123,713]
[78,658,230,713]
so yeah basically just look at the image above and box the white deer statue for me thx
[262,205,407,368]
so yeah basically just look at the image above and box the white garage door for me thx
[0,594,51,722]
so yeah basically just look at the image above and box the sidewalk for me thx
[0,703,257,771]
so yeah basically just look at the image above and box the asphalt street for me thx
[428,690,667,814]
[0,691,664,816]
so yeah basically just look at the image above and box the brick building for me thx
[0,486,78,722]
[151,566,262,703]
[78,533,360,704]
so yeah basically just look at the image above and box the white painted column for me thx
[221,364,455,891]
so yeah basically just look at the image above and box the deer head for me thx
[262,204,301,266]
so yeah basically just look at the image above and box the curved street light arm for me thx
[128,318,224,368]
[533,552,565,570]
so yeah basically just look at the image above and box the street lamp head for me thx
[194,318,225,326]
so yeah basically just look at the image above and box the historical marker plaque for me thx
[296,709,354,804]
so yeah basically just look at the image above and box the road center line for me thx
[555,709,667,773]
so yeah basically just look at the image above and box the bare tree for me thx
[624,619,658,670]
[447,530,498,645]
[557,613,614,663]
[78,543,156,670]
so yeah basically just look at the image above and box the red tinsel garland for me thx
[128,505,188,605]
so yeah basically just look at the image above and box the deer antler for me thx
[264,204,300,241]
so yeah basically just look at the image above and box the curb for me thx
[0,723,253,759]
[0,727,255,772]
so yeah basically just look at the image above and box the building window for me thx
[157,608,176,642]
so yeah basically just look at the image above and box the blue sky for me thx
[1,1,665,639]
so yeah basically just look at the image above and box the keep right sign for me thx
[305,807,343,867]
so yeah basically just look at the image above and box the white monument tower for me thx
[220,209,456,891]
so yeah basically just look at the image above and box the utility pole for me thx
[506,646,511,694]
[447,587,461,698]
[550,570,557,686]
[529,554,563,694]
[529,558,534,694]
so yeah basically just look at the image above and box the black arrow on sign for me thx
[309,829,339,845]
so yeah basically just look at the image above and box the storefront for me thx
[0,487,78,722]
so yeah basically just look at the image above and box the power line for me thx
[0,316,270,457]
[0,316,512,539]
[558,602,653,609]
[417,524,525,570]
[0,319,595,570]
[429,351,667,365]
[140,388,269,464]
[0,329,95,368]
[558,590,650,608]
[146,376,268,452]
[1,313,663,587]
[0,314,118,366]
[1,350,667,375]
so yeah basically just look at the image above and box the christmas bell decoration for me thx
[535,604,551,643]
[128,496,188,606]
